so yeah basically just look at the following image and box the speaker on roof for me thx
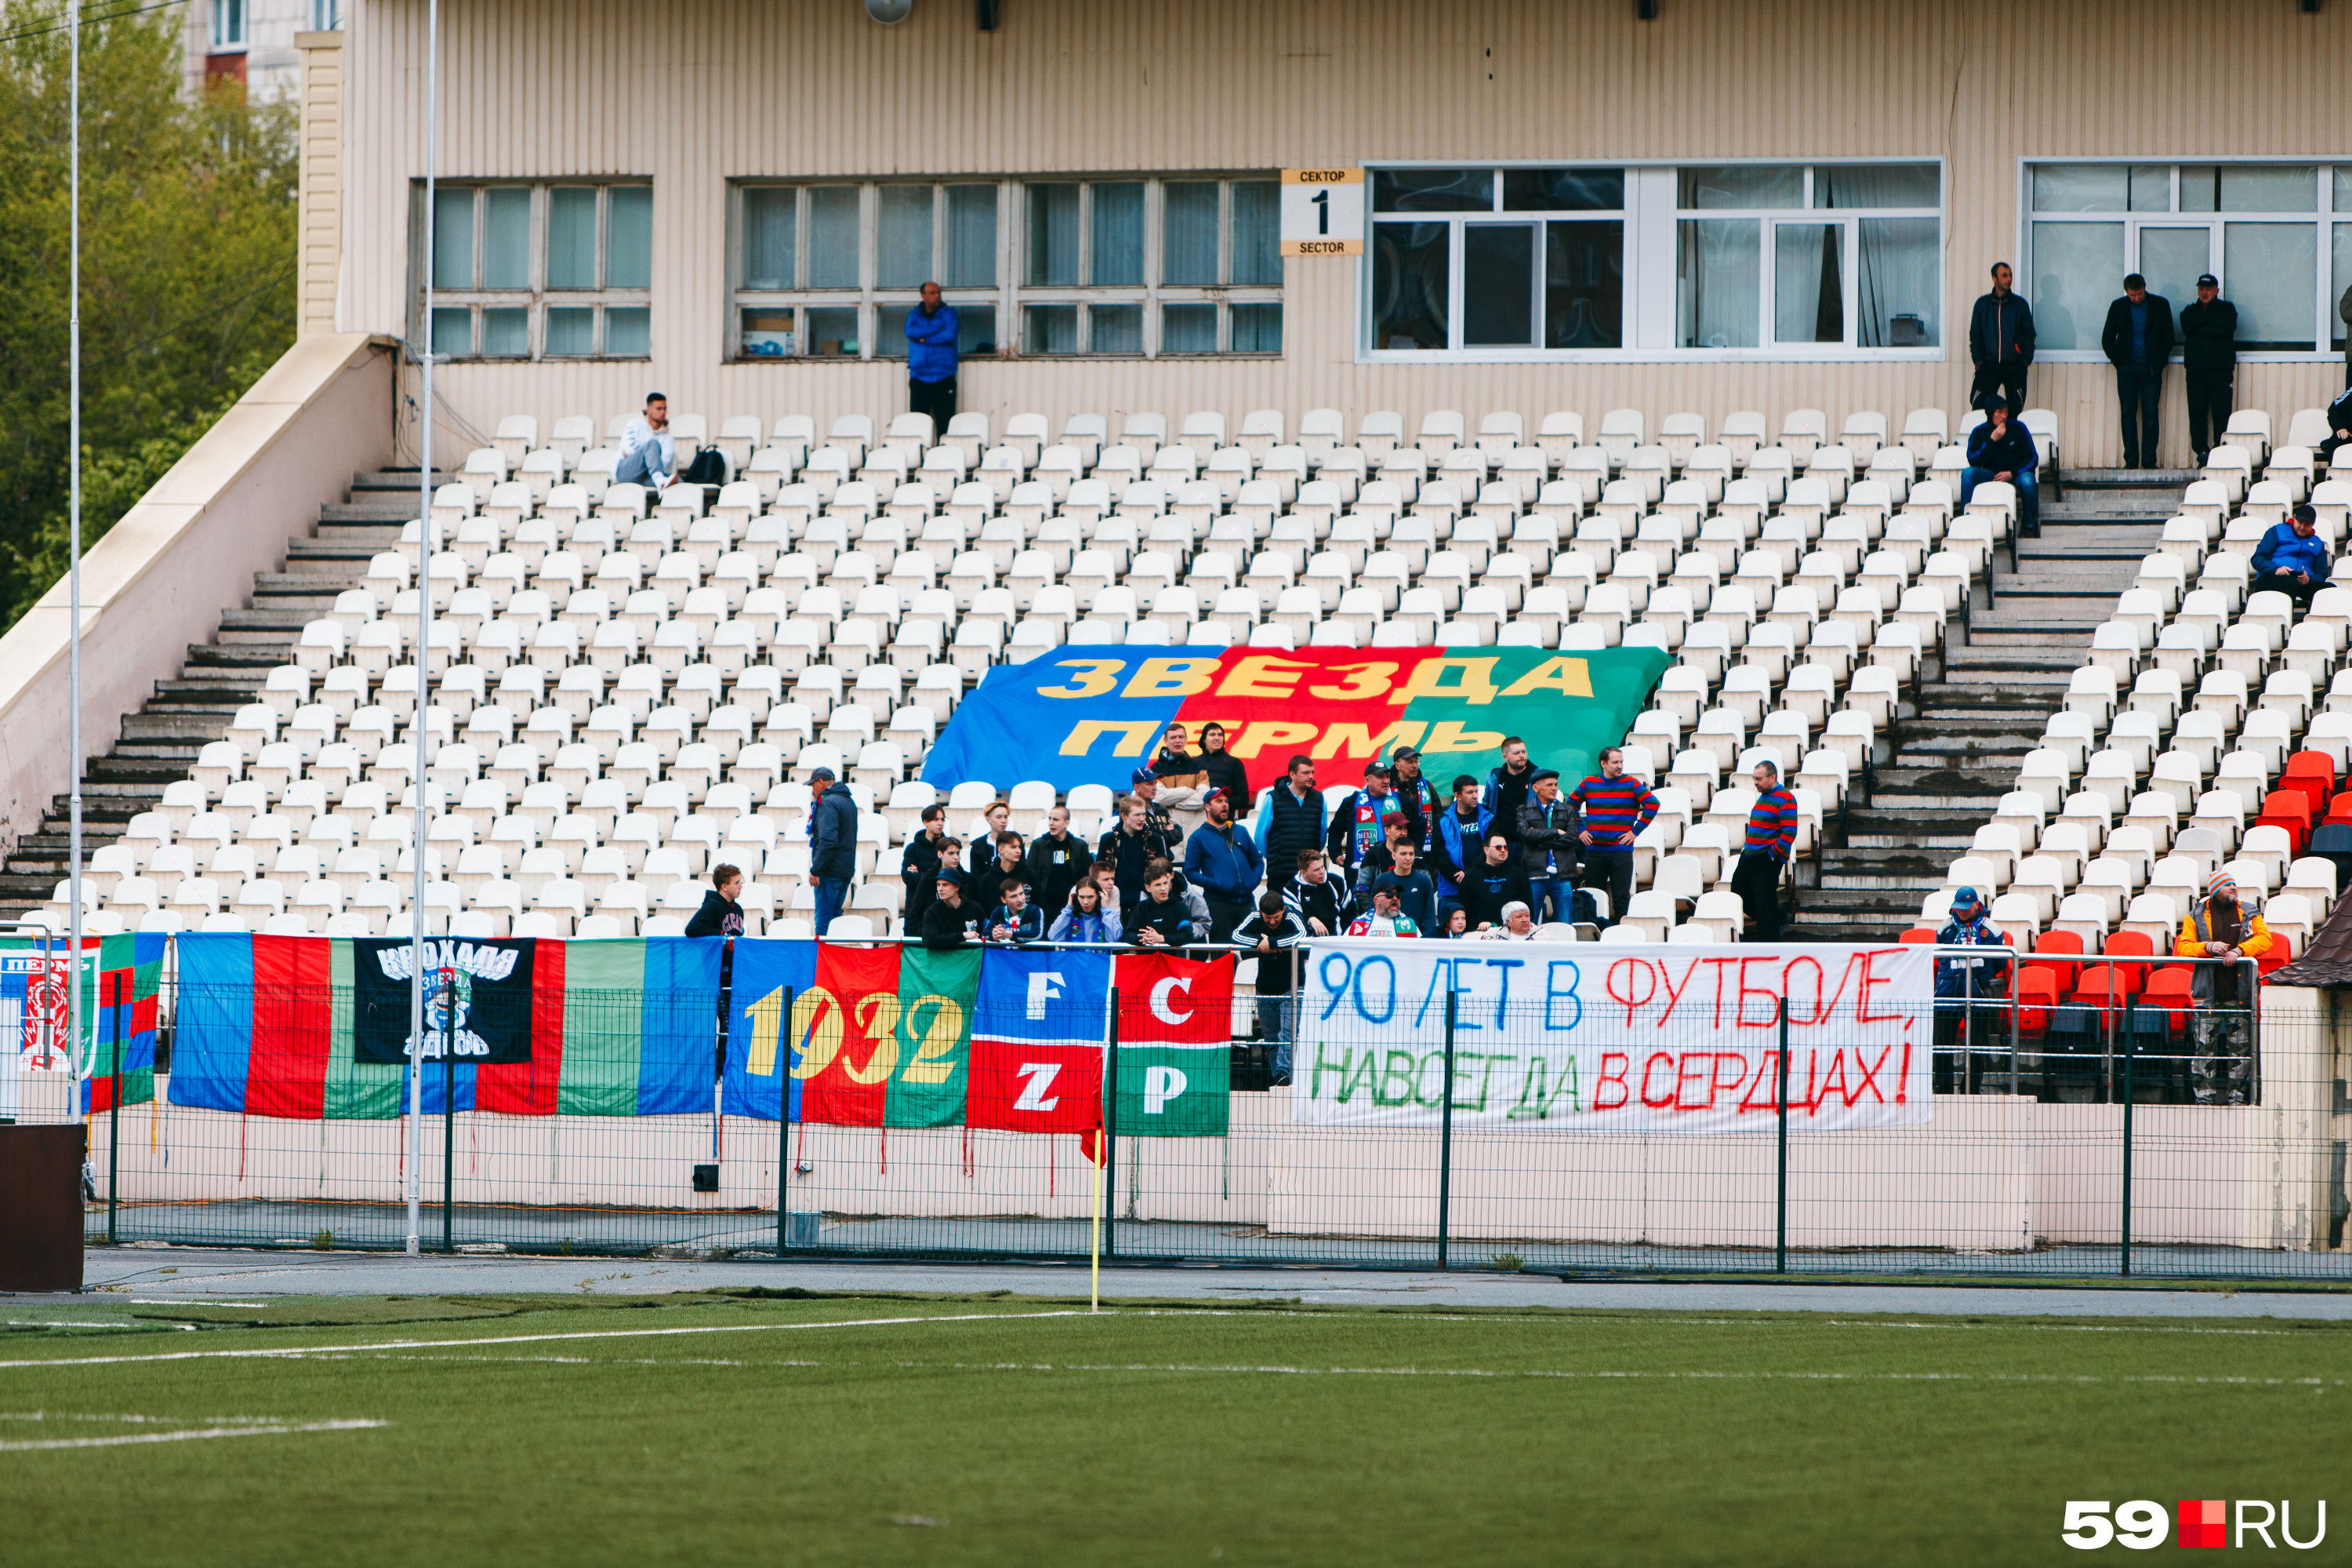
[864,0,914,21]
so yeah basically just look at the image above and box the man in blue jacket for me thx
[904,281,960,433]
[2252,504,2332,608]
[1184,787,1264,944]
[1959,397,2040,537]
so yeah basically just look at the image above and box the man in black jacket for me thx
[1022,806,1089,914]
[1126,862,1198,948]
[2178,273,2238,465]
[1457,836,1534,933]
[808,768,858,938]
[2321,384,2352,469]
[2102,273,2176,470]
[920,869,977,949]
[1283,848,1356,937]
[900,804,946,933]
[1517,770,1581,926]
[1254,756,1324,894]
[1968,262,2035,416]
[1098,798,1178,904]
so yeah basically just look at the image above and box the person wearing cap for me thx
[1327,759,1403,888]
[2103,272,2176,470]
[2251,503,2332,609]
[1960,395,2041,538]
[806,766,858,938]
[1968,262,2035,417]
[920,868,978,949]
[1733,759,1799,943]
[2174,870,2272,1105]
[1515,769,1581,926]
[2177,273,2238,466]
[1124,769,1185,848]
[1933,887,2012,1089]
[1344,877,1421,938]
[1183,785,1265,944]
[1387,746,1442,849]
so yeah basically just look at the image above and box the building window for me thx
[412,182,653,361]
[727,175,1280,361]
[310,0,340,29]
[210,0,247,49]
[1367,161,1940,361]
[2027,162,2340,354]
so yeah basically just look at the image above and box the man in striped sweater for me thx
[1568,746,1657,929]
[1731,759,1799,942]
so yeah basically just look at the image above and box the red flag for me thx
[1116,951,1236,1045]
[968,1040,1102,1134]
[1077,1128,1106,1166]
[798,944,905,1126]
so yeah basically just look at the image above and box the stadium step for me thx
[0,470,421,920]
[1791,470,2186,942]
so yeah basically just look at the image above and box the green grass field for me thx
[2,1289,2346,1566]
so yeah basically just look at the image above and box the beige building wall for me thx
[336,0,2352,469]
[296,31,346,337]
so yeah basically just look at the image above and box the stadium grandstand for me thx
[0,0,2350,1144]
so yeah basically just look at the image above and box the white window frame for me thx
[2021,158,2345,361]
[1359,157,1945,365]
[409,180,655,363]
[209,0,248,50]
[724,174,1283,362]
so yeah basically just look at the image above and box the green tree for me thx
[0,0,296,626]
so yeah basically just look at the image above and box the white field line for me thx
[876,1361,2352,1387]
[0,1310,1089,1370]
[0,1419,385,1450]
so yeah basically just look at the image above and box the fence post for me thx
[1103,986,1120,1261]
[441,964,456,1255]
[107,970,120,1245]
[1436,987,1456,1271]
[776,986,795,1260]
[1776,998,1789,1274]
[2120,993,2136,1279]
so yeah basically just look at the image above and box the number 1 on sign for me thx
[1312,189,1328,235]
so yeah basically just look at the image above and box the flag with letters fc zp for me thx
[967,949,1111,1134]
[1112,951,1233,1138]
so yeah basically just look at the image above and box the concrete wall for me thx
[0,334,394,857]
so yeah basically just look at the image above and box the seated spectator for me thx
[920,869,977,949]
[1457,834,1534,933]
[1126,861,1199,948]
[2251,503,2331,609]
[1086,859,1121,924]
[1284,848,1356,938]
[2319,383,2352,467]
[1436,906,1471,939]
[1232,891,1304,1080]
[1475,901,1538,940]
[2175,871,2271,1105]
[614,393,677,491]
[1958,396,2040,537]
[987,876,1044,945]
[1345,876,1422,938]
[1048,879,1121,945]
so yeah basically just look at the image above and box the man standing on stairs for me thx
[1569,746,1657,928]
[1959,397,2041,537]
[1968,262,2034,416]
[2102,274,2175,470]
[2178,274,2238,466]
[1732,760,1798,944]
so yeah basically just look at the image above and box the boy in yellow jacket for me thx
[2172,871,2270,1105]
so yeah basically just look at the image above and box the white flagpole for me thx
[405,0,441,1256]
[67,0,85,1116]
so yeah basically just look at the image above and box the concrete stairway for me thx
[0,470,441,919]
[1791,470,2187,940]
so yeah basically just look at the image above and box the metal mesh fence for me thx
[13,938,2347,1279]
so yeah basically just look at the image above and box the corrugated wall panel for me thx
[344,0,2352,467]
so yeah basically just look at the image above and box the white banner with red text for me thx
[1290,940,1933,1131]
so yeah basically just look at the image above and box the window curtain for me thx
[1678,219,1759,347]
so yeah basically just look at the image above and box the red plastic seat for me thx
[2325,789,2352,826]
[2281,752,2336,817]
[2136,967,2197,1031]
[2257,931,2295,977]
[2103,931,2155,960]
[2026,929,2085,987]
[1900,927,1936,946]
[2015,968,2060,1034]
[2070,962,2146,1008]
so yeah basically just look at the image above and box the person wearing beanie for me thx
[2175,870,2271,1105]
